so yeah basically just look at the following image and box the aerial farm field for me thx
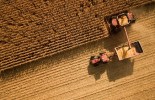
[0,0,155,100]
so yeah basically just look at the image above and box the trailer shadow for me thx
[106,58,134,82]
[104,24,134,81]
[88,26,134,81]
[87,57,134,81]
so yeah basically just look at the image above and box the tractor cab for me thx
[90,56,101,66]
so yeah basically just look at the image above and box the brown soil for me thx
[0,0,153,71]
[0,3,155,100]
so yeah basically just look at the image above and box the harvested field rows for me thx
[0,0,153,71]
[0,3,155,100]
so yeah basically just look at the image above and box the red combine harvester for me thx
[105,11,136,34]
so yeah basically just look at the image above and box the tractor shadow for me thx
[87,57,134,82]
[88,28,134,81]
[88,62,107,80]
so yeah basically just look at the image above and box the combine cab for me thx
[117,13,130,26]
[105,15,121,33]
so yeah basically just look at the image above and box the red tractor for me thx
[90,52,113,66]
[90,56,101,66]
